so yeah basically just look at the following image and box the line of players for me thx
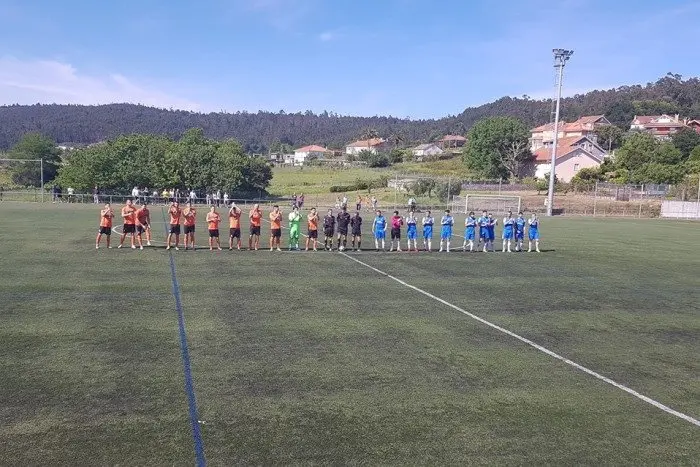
[95,200,541,253]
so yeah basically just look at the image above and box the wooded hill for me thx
[1,74,699,152]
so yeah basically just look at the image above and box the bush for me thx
[435,179,462,202]
[366,153,391,168]
[329,185,355,193]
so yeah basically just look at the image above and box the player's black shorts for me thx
[137,225,148,234]
[169,224,181,235]
[123,223,136,234]
[99,226,111,235]
[391,228,401,240]
[208,229,219,238]
[338,228,348,237]
[356,203,361,211]
[250,225,261,236]
[308,229,318,239]
[324,228,334,237]
[184,225,195,234]
[229,228,241,238]
[271,228,281,238]
[352,229,362,237]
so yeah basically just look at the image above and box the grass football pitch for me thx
[0,202,698,465]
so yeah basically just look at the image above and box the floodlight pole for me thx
[40,158,44,203]
[547,48,573,216]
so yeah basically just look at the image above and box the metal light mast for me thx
[546,48,573,216]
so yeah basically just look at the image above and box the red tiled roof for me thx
[532,136,606,162]
[575,115,606,125]
[440,135,466,141]
[347,138,385,147]
[531,115,608,133]
[296,144,327,152]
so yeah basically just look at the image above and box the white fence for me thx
[660,200,700,219]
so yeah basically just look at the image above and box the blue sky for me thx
[1,0,699,118]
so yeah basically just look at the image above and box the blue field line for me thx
[161,209,206,467]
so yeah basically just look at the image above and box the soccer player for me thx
[405,211,418,252]
[118,199,137,249]
[166,201,182,250]
[288,206,302,251]
[389,210,403,252]
[228,203,242,250]
[305,207,319,251]
[269,205,283,252]
[336,206,351,251]
[502,211,515,252]
[487,213,497,252]
[323,209,336,251]
[249,204,262,250]
[183,201,197,250]
[422,210,434,252]
[372,210,387,251]
[356,195,362,212]
[528,213,541,253]
[477,210,489,252]
[515,211,526,252]
[350,210,363,251]
[95,203,114,249]
[136,202,152,247]
[206,206,222,250]
[463,211,477,252]
[439,209,454,252]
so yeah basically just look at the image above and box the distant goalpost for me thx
[451,194,521,215]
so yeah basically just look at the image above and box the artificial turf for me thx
[0,202,698,465]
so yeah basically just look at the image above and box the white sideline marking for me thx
[339,252,700,428]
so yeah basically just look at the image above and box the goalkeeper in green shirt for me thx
[288,206,302,250]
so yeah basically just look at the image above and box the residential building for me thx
[283,153,295,165]
[412,143,444,160]
[686,119,700,134]
[345,138,388,155]
[630,114,687,139]
[268,153,284,163]
[532,135,607,182]
[530,115,611,151]
[438,135,467,148]
[293,145,328,165]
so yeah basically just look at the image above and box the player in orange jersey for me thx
[166,201,182,250]
[268,205,282,251]
[118,199,138,249]
[206,206,222,251]
[228,203,242,250]
[249,203,263,250]
[305,207,319,251]
[136,202,152,247]
[95,203,114,249]
[182,201,197,250]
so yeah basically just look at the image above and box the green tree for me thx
[671,128,700,158]
[7,133,62,186]
[462,117,531,180]
[689,145,700,162]
[435,179,462,202]
[570,167,603,191]
[595,125,624,151]
[631,162,686,184]
[651,142,682,165]
[366,153,390,168]
[614,132,658,172]
[412,178,436,198]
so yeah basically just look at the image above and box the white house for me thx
[283,153,295,165]
[532,135,607,182]
[412,143,444,160]
[345,138,388,155]
[530,115,611,152]
[630,114,688,139]
[293,145,327,165]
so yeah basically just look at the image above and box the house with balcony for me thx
[530,115,611,152]
[532,135,607,182]
[293,145,328,165]
[438,135,467,149]
[345,138,388,155]
[630,114,687,139]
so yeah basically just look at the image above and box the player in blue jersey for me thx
[439,209,454,252]
[487,213,497,252]
[372,210,387,251]
[515,211,526,252]
[477,210,489,252]
[502,211,515,252]
[422,210,434,252]
[405,211,418,251]
[463,211,477,252]
[528,213,541,252]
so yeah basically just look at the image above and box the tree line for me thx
[1,75,699,152]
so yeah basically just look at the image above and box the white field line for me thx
[339,251,700,428]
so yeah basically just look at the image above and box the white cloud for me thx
[0,57,201,111]
[318,31,336,42]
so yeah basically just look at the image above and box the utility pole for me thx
[547,48,574,216]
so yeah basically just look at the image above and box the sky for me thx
[1,0,699,119]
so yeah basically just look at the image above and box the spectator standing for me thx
[189,189,197,204]
[223,192,229,206]
[93,186,99,204]
[142,187,150,204]
[132,186,140,204]
[298,193,305,209]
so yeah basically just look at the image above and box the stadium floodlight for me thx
[547,48,574,217]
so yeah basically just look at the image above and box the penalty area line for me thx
[339,251,700,428]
